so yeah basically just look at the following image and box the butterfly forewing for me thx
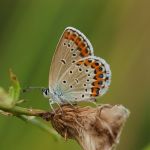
[49,27,94,88]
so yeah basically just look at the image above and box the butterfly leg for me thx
[91,101,98,107]
[88,98,98,107]
[55,102,63,113]
[66,100,75,107]
[49,99,55,113]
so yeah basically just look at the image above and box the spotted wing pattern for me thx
[49,27,94,87]
[57,56,111,102]
[48,27,111,103]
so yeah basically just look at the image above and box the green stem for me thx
[0,102,60,140]
[0,70,60,140]
[0,103,46,116]
[19,115,60,140]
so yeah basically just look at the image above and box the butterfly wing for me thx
[58,56,111,102]
[49,27,111,103]
[49,27,94,88]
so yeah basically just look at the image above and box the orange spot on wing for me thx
[96,71,103,76]
[95,67,103,74]
[91,93,97,97]
[70,33,77,41]
[84,59,92,66]
[91,61,100,68]
[64,31,71,39]
[79,42,91,57]
[65,30,93,58]
[76,60,84,66]
[79,42,86,49]
[91,87,100,96]
[92,81,101,87]
[94,74,104,80]
[75,37,82,45]
[80,49,89,57]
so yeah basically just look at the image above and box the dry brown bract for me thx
[41,104,130,150]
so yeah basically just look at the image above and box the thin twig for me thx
[0,104,46,116]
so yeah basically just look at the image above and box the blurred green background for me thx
[0,0,150,150]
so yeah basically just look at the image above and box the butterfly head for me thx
[42,88,50,98]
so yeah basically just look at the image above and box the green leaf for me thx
[0,87,14,108]
[9,69,21,105]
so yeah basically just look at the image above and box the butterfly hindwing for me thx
[58,56,111,102]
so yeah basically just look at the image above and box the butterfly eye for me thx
[44,90,48,95]
[42,88,49,98]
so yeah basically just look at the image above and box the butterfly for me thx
[42,27,111,108]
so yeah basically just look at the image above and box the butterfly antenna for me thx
[22,86,45,93]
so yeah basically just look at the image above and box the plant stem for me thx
[19,115,60,140]
[0,103,46,116]
[0,70,60,140]
[0,101,60,140]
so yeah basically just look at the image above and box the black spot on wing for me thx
[61,59,66,64]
